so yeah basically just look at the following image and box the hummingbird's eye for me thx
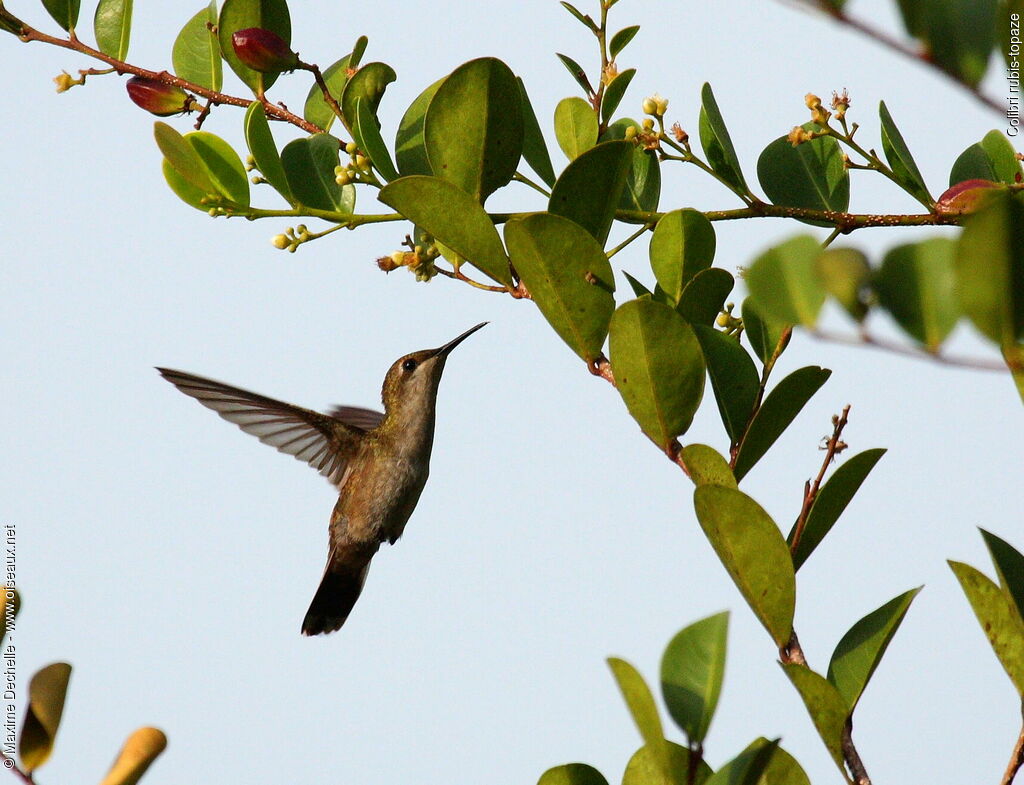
[402,358,417,372]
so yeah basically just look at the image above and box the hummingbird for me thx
[157,322,486,636]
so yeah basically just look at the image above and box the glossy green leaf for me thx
[816,248,871,323]
[340,61,396,137]
[395,78,442,177]
[599,118,661,213]
[556,52,594,95]
[694,326,759,443]
[622,742,713,785]
[609,25,640,58]
[894,0,926,36]
[704,738,781,785]
[649,209,716,301]
[162,159,209,211]
[873,238,959,350]
[548,140,631,246]
[623,271,652,298]
[94,0,131,59]
[693,486,796,647]
[879,101,932,205]
[518,77,556,187]
[733,366,831,482]
[950,560,1024,695]
[281,134,354,213]
[601,68,635,125]
[218,0,291,95]
[243,100,291,202]
[678,444,737,488]
[607,658,667,754]
[504,213,614,355]
[742,296,789,366]
[187,131,250,207]
[558,1,595,30]
[789,448,886,571]
[948,130,1024,188]
[955,191,1024,349]
[19,662,72,772]
[751,742,812,785]
[425,57,523,204]
[609,299,706,448]
[554,96,598,161]
[381,175,511,285]
[781,665,850,780]
[757,124,850,224]
[660,611,728,744]
[1,589,19,647]
[677,268,734,326]
[303,55,351,132]
[354,95,399,182]
[172,3,221,91]
[98,727,167,785]
[154,121,216,193]
[827,588,921,712]
[698,82,749,193]
[746,235,827,327]
[981,529,1024,621]
[537,763,608,785]
[0,8,26,34]
[922,0,997,87]
[41,0,79,31]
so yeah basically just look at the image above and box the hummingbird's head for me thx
[380,322,487,414]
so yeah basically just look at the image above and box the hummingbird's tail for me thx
[301,556,371,636]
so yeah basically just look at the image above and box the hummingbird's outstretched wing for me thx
[157,368,380,489]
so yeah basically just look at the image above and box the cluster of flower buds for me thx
[53,70,84,93]
[270,225,310,253]
[715,302,743,335]
[125,76,200,116]
[830,89,851,121]
[804,93,831,127]
[334,142,370,185]
[642,93,669,118]
[624,118,660,151]
[231,28,299,74]
[787,125,823,147]
[377,244,440,282]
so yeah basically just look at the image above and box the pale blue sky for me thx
[2,1,1021,783]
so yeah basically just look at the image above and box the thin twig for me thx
[810,328,1008,372]
[1001,717,1024,785]
[790,405,851,555]
[0,751,34,785]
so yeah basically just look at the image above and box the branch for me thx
[617,205,965,232]
[809,328,1009,372]
[1002,717,1024,785]
[0,751,34,785]
[789,405,851,556]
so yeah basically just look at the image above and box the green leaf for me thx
[162,159,209,211]
[622,742,713,785]
[172,3,221,91]
[187,131,250,207]
[678,444,737,489]
[649,209,716,301]
[950,560,1024,695]
[951,130,1024,186]
[537,763,608,785]
[623,271,652,298]
[1,589,19,647]
[41,0,79,31]
[1002,0,1024,68]
[425,57,524,204]
[981,529,1024,621]
[243,101,291,202]
[921,0,997,87]
[381,175,511,286]
[554,96,599,161]
[827,588,921,712]
[757,124,850,224]
[354,95,399,182]
[879,101,932,205]
[745,235,827,327]
[395,77,443,177]
[955,191,1024,350]
[872,238,960,350]
[609,25,640,58]
[504,212,614,357]
[694,326,759,444]
[742,297,789,365]
[752,742,813,785]
[599,118,661,213]
[894,0,926,36]
[609,299,706,448]
[218,0,291,95]
[733,366,831,482]
[548,140,632,245]
[340,61,397,137]
[780,664,851,779]
[94,0,132,59]
[601,68,635,125]
[154,121,215,193]
[558,1,596,30]
[698,82,749,193]
[660,611,728,744]
[19,662,72,772]
[607,658,666,751]
[0,7,27,34]
[789,448,887,572]
[518,77,556,187]
[303,55,351,132]
[693,486,796,647]
[704,738,781,785]
[816,248,871,323]
[556,52,594,95]
[281,134,355,213]
[676,268,734,326]
[98,727,167,785]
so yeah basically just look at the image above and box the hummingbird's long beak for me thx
[430,322,488,359]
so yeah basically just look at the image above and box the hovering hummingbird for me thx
[157,322,486,636]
